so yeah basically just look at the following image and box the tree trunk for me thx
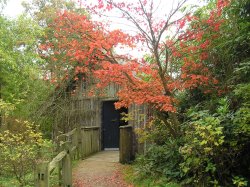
[156,111,181,138]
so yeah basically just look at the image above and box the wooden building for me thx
[39,74,150,155]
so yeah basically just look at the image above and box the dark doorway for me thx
[102,101,128,149]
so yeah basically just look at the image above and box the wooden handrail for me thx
[71,145,77,153]
[36,126,101,187]
[81,126,100,130]
[48,150,67,174]
[57,128,77,139]
[65,128,77,136]
[119,125,132,129]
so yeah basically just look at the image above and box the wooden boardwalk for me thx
[73,151,131,187]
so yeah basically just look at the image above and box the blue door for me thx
[102,101,127,149]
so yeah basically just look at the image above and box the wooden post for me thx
[94,129,98,152]
[81,128,85,159]
[58,139,63,187]
[36,161,49,187]
[58,160,62,187]
[71,133,76,159]
[90,129,93,154]
[97,128,100,151]
[119,125,133,164]
[77,126,82,159]
[61,142,72,187]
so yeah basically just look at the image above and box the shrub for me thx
[134,96,250,186]
[179,97,250,186]
[180,109,225,186]
[0,120,49,186]
[135,139,183,182]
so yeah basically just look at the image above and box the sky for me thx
[3,0,204,18]
[3,0,24,18]
[2,0,204,57]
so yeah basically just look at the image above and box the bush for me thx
[133,96,250,186]
[179,97,250,186]
[135,139,183,182]
[180,107,225,185]
[0,120,49,186]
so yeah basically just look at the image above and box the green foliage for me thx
[0,120,50,186]
[233,106,250,137]
[232,176,248,187]
[134,95,250,186]
[0,7,55,187]
[0,14,53,132]
[22,0,86,26]
[179,93,249,186]
[0,173,34,187]
[179,104,227,185]
[135,139,183,183]
[123,165,181,187]
[135,118,172,145]
[209,0,250,84]
[0,0,7,12]
[0,99,15,116]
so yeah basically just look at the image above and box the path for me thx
[73,151,131,187]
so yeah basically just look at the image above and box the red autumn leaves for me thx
[41,11,134,81]
[41,0,230,112]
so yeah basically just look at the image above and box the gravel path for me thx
[73,151,132,187]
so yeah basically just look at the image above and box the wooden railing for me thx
[36,126,100,187]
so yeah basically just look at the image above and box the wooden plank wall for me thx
[52,97,101,138]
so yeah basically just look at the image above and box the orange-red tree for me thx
[40,11,134,83]
[41,0,229,137]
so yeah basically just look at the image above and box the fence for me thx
[36,126,100,187]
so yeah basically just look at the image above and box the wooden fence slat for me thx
[88,130,91,155]
[97,128,100,151]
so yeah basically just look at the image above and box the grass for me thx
[0,158,80,187]
[0,176,19,187]
[122,164,181,187]
[0,170,60,187]
[0,173,34,187]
